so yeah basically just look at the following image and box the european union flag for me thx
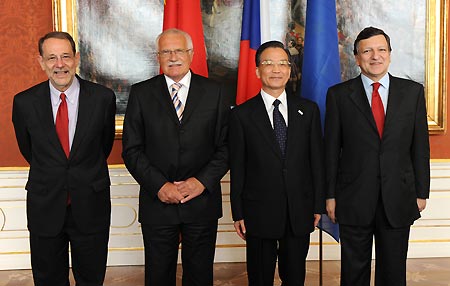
[301,0,341,242]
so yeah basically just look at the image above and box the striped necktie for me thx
[171,83,184,121]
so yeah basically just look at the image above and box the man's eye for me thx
[279,61,291,66]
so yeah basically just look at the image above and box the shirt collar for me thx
[50,76,80,106]
[361,73,390,90]
[164,71,192,90]
[260,89,287,112]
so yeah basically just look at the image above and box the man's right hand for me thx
[326,199,337,223]
[157,182,184,204]
[234,220,246,240]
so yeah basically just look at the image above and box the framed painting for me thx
[53,0,447,135]
[289,0,448,134]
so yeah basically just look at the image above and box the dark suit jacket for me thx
[229,93,325,239]
[325,74,430,228]
[12,75,116,236]
[122,73,229,225]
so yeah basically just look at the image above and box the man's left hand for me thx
[314,214,321,228]
[417,198,427,212]
[175,177,205,204]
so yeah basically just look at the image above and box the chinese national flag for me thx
[163,0,208,77]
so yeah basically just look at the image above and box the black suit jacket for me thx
[325,74,430,227]
[12,76,116,236]
[229,93,325,239]
[122,73,229,225]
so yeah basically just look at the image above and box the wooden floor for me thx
[0,258,449,285]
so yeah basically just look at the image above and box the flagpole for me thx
[319,228,323,286]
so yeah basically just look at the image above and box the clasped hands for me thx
[157,177,205,204]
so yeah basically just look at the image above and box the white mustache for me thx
[168,62,183,66]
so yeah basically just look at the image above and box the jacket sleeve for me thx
[229,109,245,221]
[12,95,32,164]
[324,88,342,199]
[102,91,116,158]
[412,85,430,199]
[193,85,230,193]
[122,86,168,197]
[309,103,326,213]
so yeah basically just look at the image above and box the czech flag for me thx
[163,0,208,77]
[301,0,341,241]
[236,0,271,105]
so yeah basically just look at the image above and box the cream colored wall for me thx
[0,164,449,270]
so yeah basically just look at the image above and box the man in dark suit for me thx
[12,32,116,286]
[122,28,229,286]
[229,41,325,286]
[325,27,430,286]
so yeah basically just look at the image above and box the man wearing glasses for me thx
[122,28,230,286]
[12,31,116,286]
[229,41,325,285]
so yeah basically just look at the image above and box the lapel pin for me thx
[298,109,303,115]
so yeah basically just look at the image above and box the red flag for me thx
[163,0,208,77]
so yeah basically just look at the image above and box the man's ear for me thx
[37,55,45,71]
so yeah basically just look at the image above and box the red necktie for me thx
[371,82,385,138]
[56,93,71,204]
[55,93,70,158]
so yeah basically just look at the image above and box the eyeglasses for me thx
[158,49,192,57]
[260,60,291,69]
[44,54,75,64]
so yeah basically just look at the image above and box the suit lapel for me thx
[384,75,406,129]
[182,75,204,124]
[33,82,68,157]
[250,95,284,159]
[153,75,185,125]
[70,78,96,159]
[348,76,379,135]
[286,95,304,157]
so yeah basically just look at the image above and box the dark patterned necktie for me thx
[273,99,287,157]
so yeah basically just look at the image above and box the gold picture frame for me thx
[53,0,448,135]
